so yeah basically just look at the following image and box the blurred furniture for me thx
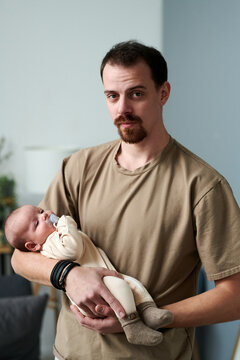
[0,244,13,274]
[32,282,59,326]
[0,244,59,325]
[0,274,48,360]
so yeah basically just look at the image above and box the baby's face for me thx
[19,205,56,247]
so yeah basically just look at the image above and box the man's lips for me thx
[114,114,142,127]
[116,120,141,128]
[119,122,138,128]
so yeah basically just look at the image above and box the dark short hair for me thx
[4,207,29,252]
[100,40,168,87]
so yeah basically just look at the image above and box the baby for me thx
[5,205,173,346]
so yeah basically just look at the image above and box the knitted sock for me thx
[119,312,163,347]
[137,301,174,330]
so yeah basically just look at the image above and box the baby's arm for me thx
[41,215,85,260]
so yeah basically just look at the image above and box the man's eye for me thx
[132,91,143,97]
[39,209,44,214]
[107,94,117,100]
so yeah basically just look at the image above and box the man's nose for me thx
[117,96,132,115]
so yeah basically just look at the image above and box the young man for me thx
[12,41,240,360]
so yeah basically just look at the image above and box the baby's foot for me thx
[137,301,174,329]
[119,312,163,346]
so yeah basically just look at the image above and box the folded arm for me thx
[12,249,240,333]
[12,249,57,286]
[11,249,125,325]
[73,271,240,334]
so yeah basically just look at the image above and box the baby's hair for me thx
[4,207,29,252]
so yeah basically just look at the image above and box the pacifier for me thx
[49,213,59,227]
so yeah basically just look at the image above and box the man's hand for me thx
[65,266,126,319]
[71,304,123,334]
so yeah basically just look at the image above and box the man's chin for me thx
[123,138,145,144]
[118,128,147,144]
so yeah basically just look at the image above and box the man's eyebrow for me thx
[104,90,115,94]
[104,85,146,94]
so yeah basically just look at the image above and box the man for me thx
[12,41,240,360]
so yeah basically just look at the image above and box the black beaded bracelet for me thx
[50,260,80,291]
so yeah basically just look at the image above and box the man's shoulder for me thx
[172,138,223,179]
[83,139,120,157]
[169,140,229,204]
[65,139,120,175]
[71,139,119,160]
[169,138,226,200]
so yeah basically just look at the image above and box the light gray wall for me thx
[163,0,240,205]
[0,0,163,201]
[163,1,240,359]
[0,1,163,358]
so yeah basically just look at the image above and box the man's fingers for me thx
[70,304,82,317]
[70,304,123,334]
[107,295,125,318]
[70,305,99,329]
[66,267,126,321]
[95,304,115,317]
[101,269,123,280]
[79,303,98,318]
[99,287,125,319]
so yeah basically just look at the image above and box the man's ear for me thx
[25,242,41,252]
[159,81,171,106]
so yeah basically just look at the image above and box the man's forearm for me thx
[163,272,240,328]
[12,249,126,321]
[11,249,58,286]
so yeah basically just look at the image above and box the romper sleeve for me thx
[194,179,240,280]
[41,215,85,261]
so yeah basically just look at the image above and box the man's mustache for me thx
[114,114,142,126]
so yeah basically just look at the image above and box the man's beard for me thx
[114,114,147,144]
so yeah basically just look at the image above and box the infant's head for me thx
[5,205,56,252]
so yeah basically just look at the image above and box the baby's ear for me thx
[25,242,41,252]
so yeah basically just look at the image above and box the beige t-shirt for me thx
[40,137,240,360]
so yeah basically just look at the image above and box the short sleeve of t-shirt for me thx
[194,178,240,280]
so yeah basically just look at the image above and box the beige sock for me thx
[137,301,174,330]
[119,312,163,347]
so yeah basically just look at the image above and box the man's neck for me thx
[116,130,170,171]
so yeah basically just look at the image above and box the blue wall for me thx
[163,1,240,359]
[163,0,240,204]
